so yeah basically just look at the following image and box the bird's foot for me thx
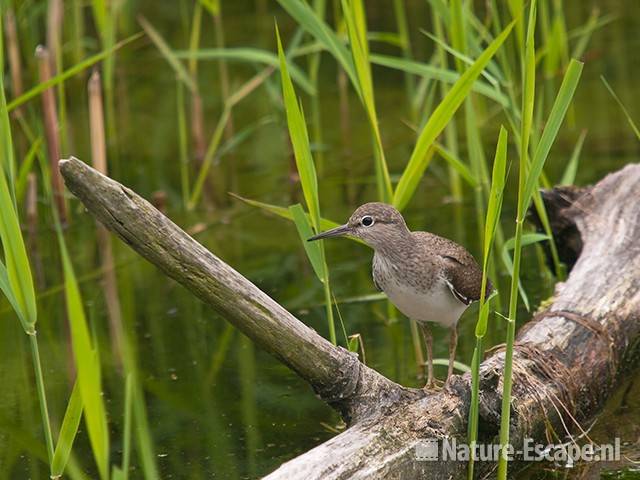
[422,378,444,392]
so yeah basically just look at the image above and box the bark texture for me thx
[59,158,640,479]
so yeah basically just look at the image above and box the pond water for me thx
[2,1,640,479]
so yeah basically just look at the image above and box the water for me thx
[2,1,640,479]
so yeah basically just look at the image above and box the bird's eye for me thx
[361,215,375,227]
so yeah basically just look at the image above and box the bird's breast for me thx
[372,253,468,328]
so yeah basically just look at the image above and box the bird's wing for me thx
[415,232,491,304]
[444,278,474,305]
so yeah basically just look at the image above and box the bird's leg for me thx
[419,323,435,389]
[445,326,458,386]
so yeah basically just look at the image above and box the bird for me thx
[308,202,491,389]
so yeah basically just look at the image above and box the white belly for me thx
[383,276,468,328]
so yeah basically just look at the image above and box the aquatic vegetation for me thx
[0,0,632,478]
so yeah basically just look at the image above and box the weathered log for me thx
[59,158,640,479]
[57,157,420,425]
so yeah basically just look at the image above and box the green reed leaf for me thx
[601,75,640,141]
[138,16,197,93]
[51,379,83,478]
[521,59,583,210]
[0,129,37,333]
[276,0,357,90]
[560,130,587,185]
[230,194,348,234]
[7,33,142,112]
[434,143,478,188]
[198,0,220,16]
[341,0,393,201]
[289,204,326,282]
[370,54,508,106]
[520,0,537,167]
[176,48,316,95]
[392,18,515,211]
[57,227,110,480]
[276,26,321,230]
[501,232,549,311]
[15,138,43,204]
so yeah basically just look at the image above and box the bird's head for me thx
[308,202,410,249]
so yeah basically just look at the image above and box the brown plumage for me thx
[414,231,493,305]
[308,202,493,388]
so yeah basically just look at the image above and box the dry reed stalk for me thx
[89,71,107,172]
[46,0,63,63]
[36,45,68,223]
[4,9,24,112]
[191,92,206,161]
[89,70,125,368]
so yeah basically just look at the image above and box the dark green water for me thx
[2,1,640,479]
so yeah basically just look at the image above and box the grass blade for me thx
[230,194,346,233]
[15,138,43,204]
[277,25,336,344]
[434,143,478,188]
[500,232,550,310]
[560,129,587,185]
[0,50,55,470]
[370,54,509,106]
[0,133,37,333]
[121,373,133,480]
[51,379,83,478]
[477,126,507,336]
[276,26,320,229]
[521,59,583,209]
[520,0,537,169]
[176,48,316,95]
[420,30,501,87]
[392,18,515,210]
[7,33,143,112]
[468,126,507,480]
[276,0,357,90]
[289,204,327,282]
[341,0,393,202]
[138,16,196,93]
[601,75,640,141]
[56,223,110,480]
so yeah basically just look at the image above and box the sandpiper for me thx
[309,202,491,389]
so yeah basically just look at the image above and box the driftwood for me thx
[59,158,640,479]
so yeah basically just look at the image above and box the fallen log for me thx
[59,158,640,479]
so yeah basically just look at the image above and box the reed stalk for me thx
[497,4,538,475]
[177,77,191,206]
[497,4,583,475]
[36,45,68,223]
[209,2,234,138]
[467,126,508,479]
[432,7,464,206]
[4,8,24,112]
[47,0,68,153]
[392,0,416,122]
[188,2,206,161]
[71,0,86,66]
[89,69,125,368]
[308,0,326,174]
[29,334,56,464]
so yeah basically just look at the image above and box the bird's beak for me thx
[307,224,350,241]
